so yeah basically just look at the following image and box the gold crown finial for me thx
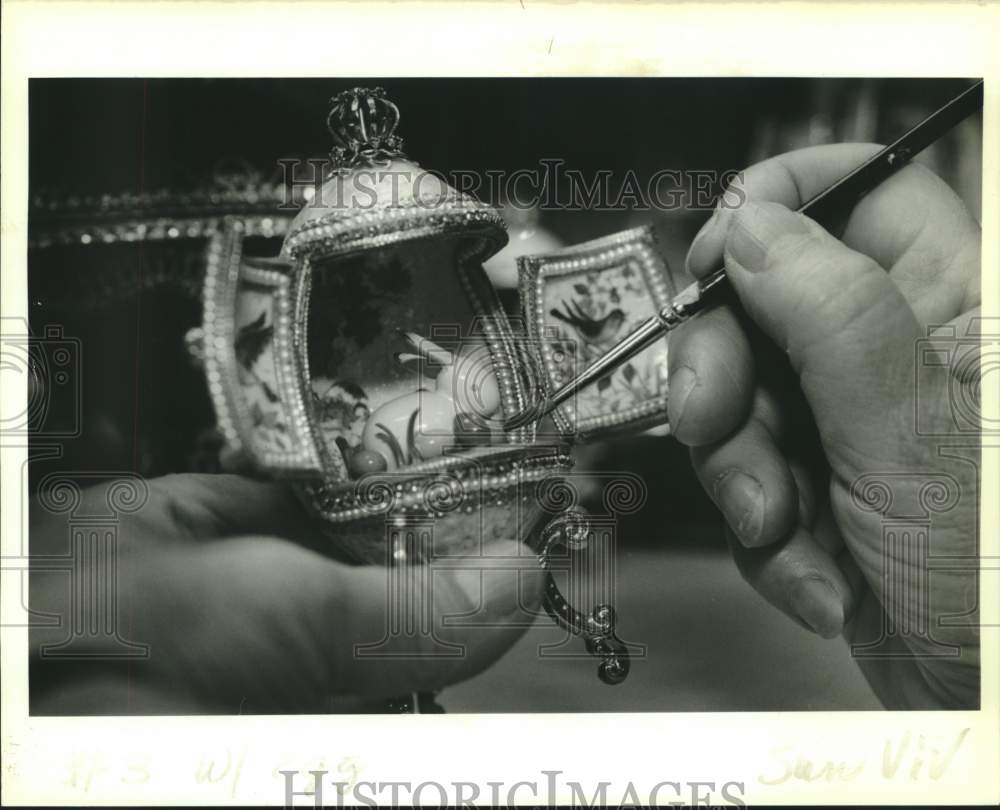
[326,87,406,169]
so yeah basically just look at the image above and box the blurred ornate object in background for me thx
[27,160,306,484]
[483,203,564,291]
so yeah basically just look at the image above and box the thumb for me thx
[721,201,922,469]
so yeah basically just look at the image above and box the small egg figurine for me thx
[356,333,502,473]
[346,446,388,477]
[360,388,455,470]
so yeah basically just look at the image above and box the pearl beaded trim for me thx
[283,192,506,263]
[202,218,322,473]
[307,446,573,524]
[202,201,564,526]
[519,225,673,438]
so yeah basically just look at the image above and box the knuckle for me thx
[768,229,828,268]
[778,245,889,362]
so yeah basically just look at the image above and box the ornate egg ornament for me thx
[201,88,630,685]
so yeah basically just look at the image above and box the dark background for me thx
[28,77,979,202]
[29,78,812,197]
[27,78,983,550]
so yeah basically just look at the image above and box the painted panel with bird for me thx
[542,258,669,424]
[233,281,295,453]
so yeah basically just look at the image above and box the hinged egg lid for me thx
[282,87,507,264]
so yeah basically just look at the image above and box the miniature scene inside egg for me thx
[305,239,513,480]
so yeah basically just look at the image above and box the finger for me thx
[687,143,885,279]
[691,413,798,548]
[192,538,544,706]
[667,304,754,446]
[687,144,980,324]
[721,201,922,472]
[46,537,547,712]
[138,474,323,544]
[727,524,855,639]
[31,473,316,547]
[848,163,981,323]
[296,538,546,700]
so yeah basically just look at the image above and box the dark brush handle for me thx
[689,79,984,317]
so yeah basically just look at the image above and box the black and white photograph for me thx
[2,3,998,807]
[23,74,986,713]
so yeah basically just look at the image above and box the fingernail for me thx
[713,470,764,546]
[790,577,844,638]
[668,365,698,431]
[726,201,810,273]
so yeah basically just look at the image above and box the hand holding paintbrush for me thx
[505,79,984,431]
[519,80,985,708]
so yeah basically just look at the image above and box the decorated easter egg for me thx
[361,389,455,471]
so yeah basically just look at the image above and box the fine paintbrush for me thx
[504,79,984,431]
